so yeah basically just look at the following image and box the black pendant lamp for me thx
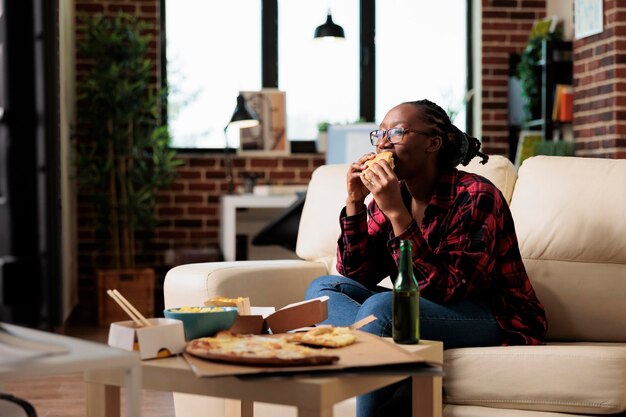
[314,9,345,40]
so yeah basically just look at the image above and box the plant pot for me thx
[97,268,155,326]
[317,132,328,153]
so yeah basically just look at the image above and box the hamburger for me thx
[362,151,395,181]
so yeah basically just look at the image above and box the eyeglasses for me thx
[369,127,433,146]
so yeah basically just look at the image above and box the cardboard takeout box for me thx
[108,317,186,360]
[229,296,329,334]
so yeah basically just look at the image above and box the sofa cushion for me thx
[510,156,626,342]
[461,155,517,204]
[444,404,601,417]
[296,164,350,263]
[443,344,626,415]
[164,260,328,309]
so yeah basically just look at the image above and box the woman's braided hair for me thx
[405,99,489,168]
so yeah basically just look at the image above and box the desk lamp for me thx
[224,94,259,194]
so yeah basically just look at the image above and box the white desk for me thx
[220,194,299,262]
[0,323,141,417]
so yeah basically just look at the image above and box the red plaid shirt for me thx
[336,169,547,345]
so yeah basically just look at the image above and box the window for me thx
[164,1,469,149]
[375,0,468,129]
[166,1,261,148]
[278,0,360,140]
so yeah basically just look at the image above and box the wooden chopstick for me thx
[111,289,152,327]
[350,314,377,330]
[106,289,151,327]
[107,289,143,326]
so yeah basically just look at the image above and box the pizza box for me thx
[108,317,186,360]
[229,296,329,335]
[183,330,441,378]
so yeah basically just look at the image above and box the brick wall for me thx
[479,0,626,159]
[573,0,626,158]
[154,154,324,251]
[73,0,325,323]
[74,0,159,323]
[480,0,547,156]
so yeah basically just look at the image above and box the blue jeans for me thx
[305,275,502,417]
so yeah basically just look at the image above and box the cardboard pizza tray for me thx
[183,330,441,378]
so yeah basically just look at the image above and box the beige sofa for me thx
[164,155,626,417]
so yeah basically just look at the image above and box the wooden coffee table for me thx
[85,339,443,417]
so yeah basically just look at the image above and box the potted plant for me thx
[316,121,330,153]
[73,13,181,324]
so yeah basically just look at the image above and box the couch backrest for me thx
[296,164,349,272]
[461,155,518,203]
[510,156,626,342]
[295,155,518,273]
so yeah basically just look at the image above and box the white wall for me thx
[547,0,574,39]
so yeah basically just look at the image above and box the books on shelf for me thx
[552,84,574,122]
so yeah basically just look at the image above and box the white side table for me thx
[0,323,141,417]
[219,194,299,262]
[85,339,443,417]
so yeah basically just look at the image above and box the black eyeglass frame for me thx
[369,127,434,146]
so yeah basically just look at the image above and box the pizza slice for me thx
[185,332,339,367]
[287,326,357,348]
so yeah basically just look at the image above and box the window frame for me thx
[160,0,472,151]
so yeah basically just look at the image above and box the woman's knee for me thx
[305,275,351,299]
[356,291,393,336]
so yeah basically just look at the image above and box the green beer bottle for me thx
[392,239,420,344]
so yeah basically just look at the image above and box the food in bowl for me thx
[164,306,238,340]
[169,306,227,313]
[205,296,247,307]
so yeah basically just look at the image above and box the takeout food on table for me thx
[164,306,238,340]
[204,296,251,314]
[168,306,229,313]
[106,288,186,359]
[286,326,356,347]
[203,295,329,335]
[184,326,357,367]
[108,317,186,360]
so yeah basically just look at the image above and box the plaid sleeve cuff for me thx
[387,220,430,269]
[339,206,369,249]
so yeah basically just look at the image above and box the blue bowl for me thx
[163,306,238,340]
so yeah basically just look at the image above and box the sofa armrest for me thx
[163,259,329,310]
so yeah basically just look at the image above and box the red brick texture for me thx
[480,0,547,155]
[155,154,324,251]
[573,0,626,158]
